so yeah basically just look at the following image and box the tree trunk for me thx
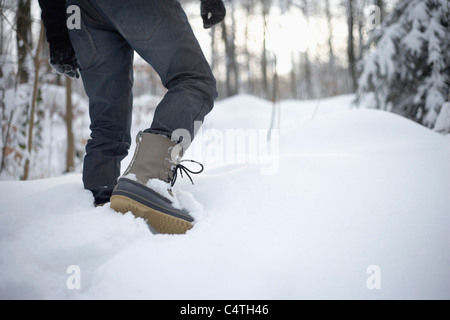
[261,0,270,98]
[221,9,239,98]
[243,1,253,94]
[346,0,357,92]
[290,54,298,99]
[66,77,75,172]
[325,0,337,96]
[221,20,232,97]
[22,22,44,180]
[229,0,239,95]
[325,0,335,69]
[302,50,312,99]
[16,0,32,84]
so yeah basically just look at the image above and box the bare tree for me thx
[221,0,239,97]
[325,0,335,71]
[261,0,270,98]
[23,22,45,180]
[346,0,357,92]
[16,0,31,84]
[65,77,75,172]
[242,0,255,94]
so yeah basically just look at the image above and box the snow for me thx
[1,94,449,300]
[435,102,450,134]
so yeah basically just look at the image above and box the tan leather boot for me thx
[110,132,196,234]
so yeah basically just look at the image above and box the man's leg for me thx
[93,0,217,233]
[94,0,218,143]
[68,0,134,205]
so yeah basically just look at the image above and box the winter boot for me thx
[110,132,201,234]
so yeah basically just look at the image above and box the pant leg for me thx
[68,0,134,204]
[93,0,218,144]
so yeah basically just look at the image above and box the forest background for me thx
[0,0,448,180]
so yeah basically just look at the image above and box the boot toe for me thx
[111,178,193,234]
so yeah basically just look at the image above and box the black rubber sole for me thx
[110,178,193,234]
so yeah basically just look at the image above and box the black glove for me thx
[200,0,226,29]
[49,39,80,79]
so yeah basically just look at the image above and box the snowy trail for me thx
[1,95,449,299]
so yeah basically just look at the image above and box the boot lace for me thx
[171,160,204,187]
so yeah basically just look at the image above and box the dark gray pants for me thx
[68,0,217,203]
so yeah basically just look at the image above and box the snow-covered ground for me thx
[1,94,449,300]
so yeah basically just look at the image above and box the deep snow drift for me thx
[1,94,449,299]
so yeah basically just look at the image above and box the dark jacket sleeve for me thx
[38,0,70,46]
